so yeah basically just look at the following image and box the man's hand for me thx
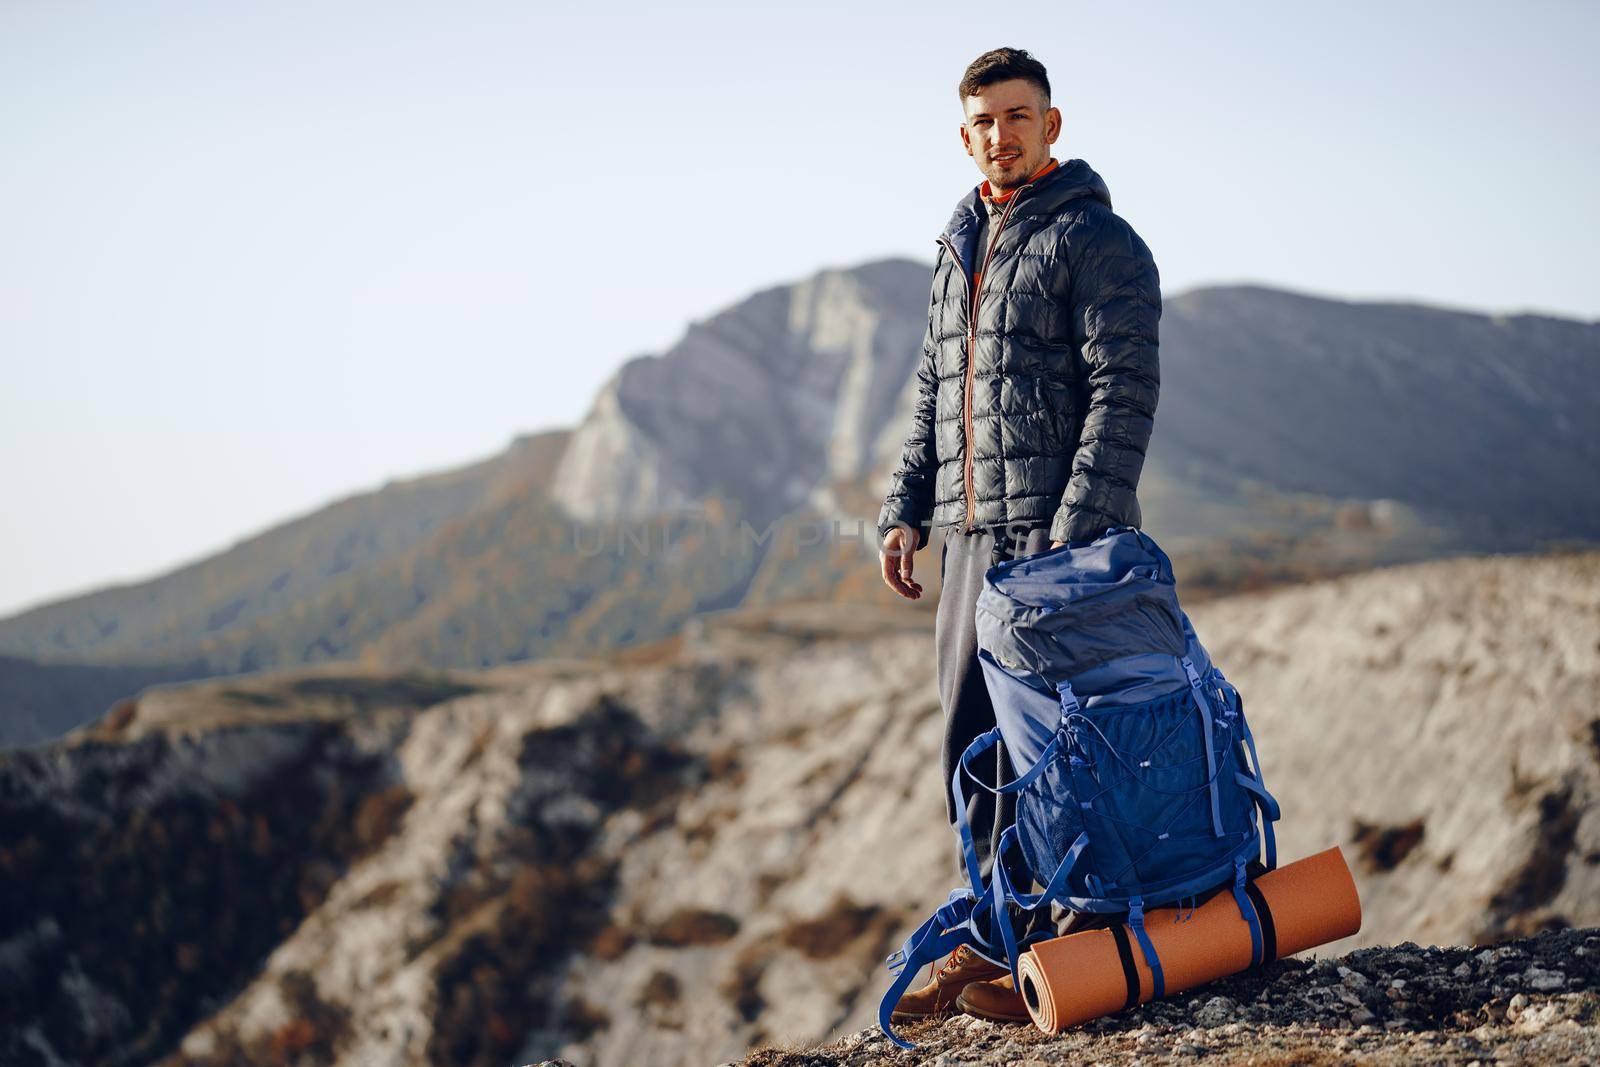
[879,526,924,600]
[1050,540,1065,549]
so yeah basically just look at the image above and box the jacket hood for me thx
[939,156,1112,250]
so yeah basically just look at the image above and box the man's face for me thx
[960,78,1061,192]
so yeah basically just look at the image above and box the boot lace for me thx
[935,945,969,978]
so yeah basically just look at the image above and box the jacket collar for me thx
[939,157,1114,272]
[980,157,1061,205]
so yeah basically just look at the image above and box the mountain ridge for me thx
[2,265,1596,744]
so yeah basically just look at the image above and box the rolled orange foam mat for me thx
[1018,846,1362,1034]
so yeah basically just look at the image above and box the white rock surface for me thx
[20,550,1593,1067]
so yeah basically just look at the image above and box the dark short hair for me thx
[958,48,1051,108]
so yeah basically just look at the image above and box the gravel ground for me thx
[730,926,1600,1065]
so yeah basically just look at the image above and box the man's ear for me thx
[960,122,974,156]
[1046,106,1062,145]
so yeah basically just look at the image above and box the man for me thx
[876,47,1161,1023]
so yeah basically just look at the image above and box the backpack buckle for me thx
[1056,679,1081,724]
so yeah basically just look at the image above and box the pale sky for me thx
[3,0,1596,618]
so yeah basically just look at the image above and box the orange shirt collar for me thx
[980,157,1060,204]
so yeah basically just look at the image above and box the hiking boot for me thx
[955,971,1031,1023]
[889,945,1008,1021]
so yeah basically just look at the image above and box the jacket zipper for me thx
[940,185,1033,532]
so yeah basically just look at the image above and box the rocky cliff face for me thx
[3,549,1596,1067]
[1197,548,1600,952]
[550,259,930,529]
[550,274,1600,556]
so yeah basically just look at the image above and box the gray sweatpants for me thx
[934,522,1057,939]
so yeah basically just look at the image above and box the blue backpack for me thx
[879,527,1282,1047]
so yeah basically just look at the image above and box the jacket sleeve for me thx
[876,278,942,552]
[1051,207,1162,545]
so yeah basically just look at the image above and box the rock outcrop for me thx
[1198,548,1600,952]
[549,260,930,528]
[2,550,1597,1067]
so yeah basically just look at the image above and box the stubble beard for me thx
[983,145,1043,193]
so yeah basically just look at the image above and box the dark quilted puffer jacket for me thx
[877,157,1161,550]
